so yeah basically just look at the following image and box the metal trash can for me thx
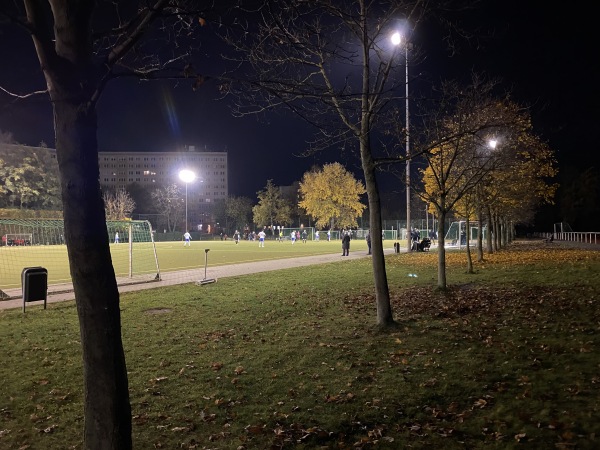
[22,267,48,313]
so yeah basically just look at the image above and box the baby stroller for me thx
[417,237,431,252]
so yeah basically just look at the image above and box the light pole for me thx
[391,31,411,251]
[179,169,196,232]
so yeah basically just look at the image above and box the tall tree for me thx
[0,2,219,448]
[226,195,253,232]
[126,182,157,218]
[559,167,599,230]
[252,180,292,228]
[480,132,557,245]
[299,162,366,229]
[419,80,525,289]
[103,189,136,220]
[151,183,184,233]
[420,79,557,288]
[225,0,432,327]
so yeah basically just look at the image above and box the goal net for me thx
[0,218,160,299]
[276,227,316,241]
[2,233,33,246]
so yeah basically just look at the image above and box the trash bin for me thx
[22,267,48,312]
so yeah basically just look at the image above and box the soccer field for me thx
[0,238,371,293]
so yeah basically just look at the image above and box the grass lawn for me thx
[0,238,378,291]
[0,242,599,449]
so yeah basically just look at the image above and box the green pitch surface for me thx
[0,238,372,292]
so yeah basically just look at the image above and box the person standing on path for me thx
[342,231,351,256]
[366,230,371,255]
[114,232,119,244]
[183,231,192,247]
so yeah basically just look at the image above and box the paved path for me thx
[1,248,397,311]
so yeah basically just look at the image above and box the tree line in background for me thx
[0,133,61,210]
[0,136,369,235]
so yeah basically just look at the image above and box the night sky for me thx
[0,1,597,207]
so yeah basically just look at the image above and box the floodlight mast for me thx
[391,31,411,251]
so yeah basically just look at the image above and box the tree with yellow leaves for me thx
[419,78,538,288]
[478,133,557,252]
[299,163,366,230]
[422,86,557,287]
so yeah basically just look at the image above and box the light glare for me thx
[391,32,402,46]
[179,169,196,183]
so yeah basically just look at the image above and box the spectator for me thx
[342,231,351,256]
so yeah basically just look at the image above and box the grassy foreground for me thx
[1,242,599,449]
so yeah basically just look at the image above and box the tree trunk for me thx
[357,6,393,327]
[436,209,448,289]
[486,205,494,254]
[492,213,497,251]
[476,207,484,262]
[360,139,394,326]
[53,99,132,449]
[496,217,501,248]
[465,216,473,273]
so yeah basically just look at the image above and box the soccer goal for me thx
[277,227,316,241]
[0,218,160,299]
[2,233,33,246]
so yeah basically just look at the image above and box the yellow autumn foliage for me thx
[299,162,366,229]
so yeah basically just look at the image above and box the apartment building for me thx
[98,146,228,228]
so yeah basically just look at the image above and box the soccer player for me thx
[114,232,119,244]
[258,229,266,247]
[183,231,192,246]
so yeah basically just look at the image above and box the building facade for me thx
[98,146,227,229]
